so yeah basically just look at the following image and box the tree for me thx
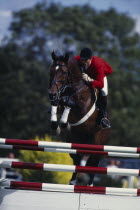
[0,43,50,141]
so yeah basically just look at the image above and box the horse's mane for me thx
[68,57,82,79]
[68,57,78,67]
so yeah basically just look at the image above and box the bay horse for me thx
[48,52,110,185]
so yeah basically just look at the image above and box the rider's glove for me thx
[82,73,94,82]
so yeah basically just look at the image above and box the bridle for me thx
[49,63,69,102]
[49,62,86,104]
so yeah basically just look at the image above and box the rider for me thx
[75,47,113,128]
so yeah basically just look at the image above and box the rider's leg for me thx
[99,77,111,128]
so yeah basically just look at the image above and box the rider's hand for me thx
[82,73,94,82]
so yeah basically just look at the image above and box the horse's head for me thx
[49,51,69,105]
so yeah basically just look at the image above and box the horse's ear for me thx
[51,51,56,61]
[64,52,69,63]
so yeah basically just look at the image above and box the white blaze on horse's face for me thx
[55,65,59,71]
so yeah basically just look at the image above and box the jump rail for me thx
[0,144,140,158]
[0,138,140,153]
[0,161,140,176]
[1,180,140,196]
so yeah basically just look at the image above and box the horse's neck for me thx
[68,59,97,115]
[68,61,82,84]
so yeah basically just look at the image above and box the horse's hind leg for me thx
[85,128,111,186]
[85,155,101,186]
[69,153,81,185]
[94,127,110,145]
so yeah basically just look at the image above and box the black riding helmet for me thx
[80,48,92,60]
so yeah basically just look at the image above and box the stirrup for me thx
[100,118,111,129]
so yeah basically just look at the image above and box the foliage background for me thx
[19,136,73,183]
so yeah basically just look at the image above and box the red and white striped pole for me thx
[1,180,140,196]
[0,161,140,176]
[0,144,140,158]
[0,138,140,153]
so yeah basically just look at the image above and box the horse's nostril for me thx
[49,93,53,99]
[49,93,57,100]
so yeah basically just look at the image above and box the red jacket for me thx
[74,55,113,89]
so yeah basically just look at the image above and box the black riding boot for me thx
[97,95,111,129]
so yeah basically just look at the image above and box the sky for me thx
[0,0,140,42]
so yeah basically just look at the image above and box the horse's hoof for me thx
[76,173,90,186]
[56,126,61,135]
[60,122,71,131]
[51,126,61,136]
[67,123,71,131]
[60,122,68,128]
[51,121,58,130]
[69,180,76,185]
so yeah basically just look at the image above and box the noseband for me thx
[49,63,69,102]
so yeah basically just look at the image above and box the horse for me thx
[48,51,110,185]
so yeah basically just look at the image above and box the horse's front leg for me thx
[60,106,71,129]
[50,105,61,135]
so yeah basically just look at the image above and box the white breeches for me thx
[101,76,108,96]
